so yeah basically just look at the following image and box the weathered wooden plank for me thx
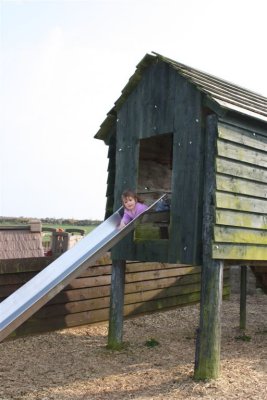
[78,264,112,278]
[47,286,111,304]
[47,273,202,305]
[214,226,267,244]
[218,123,267,150]
[0,272,37,285]
[212,244,267,260]
[125,266,199,283]
[218,123,267,152]
[217,139,267,168]
[216,192,267,214]
[36,283,203,319]
[66,266,200,290]
[216,209,267,229]
[126,271,202,291]
[37,297,110,318]
[216,158,267,183]
[0,257,54,274]
[216,175,267,198]
[66,275,111,289]
[126,262,196,273]
[0,271,202,302]
[11,285,230,338]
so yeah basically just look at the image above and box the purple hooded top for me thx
[121,202,148,225]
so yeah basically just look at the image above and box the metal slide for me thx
[0,195,166,342]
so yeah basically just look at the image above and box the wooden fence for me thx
[0,255,230,338]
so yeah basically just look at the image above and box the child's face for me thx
[122,196,136,211]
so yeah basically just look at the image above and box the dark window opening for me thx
[135,133,173,240]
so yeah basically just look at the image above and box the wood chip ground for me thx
[0,294,266,399]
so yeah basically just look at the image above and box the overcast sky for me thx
[1,0,267,220]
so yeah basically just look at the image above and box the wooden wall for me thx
[213,119,267,260]
[112,61,204,265]
[0,255,230,338]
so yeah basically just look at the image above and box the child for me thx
[119,190,148,228]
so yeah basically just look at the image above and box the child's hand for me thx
[119,221,126,229]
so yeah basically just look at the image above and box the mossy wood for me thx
[214,120,267,260]
[194,115,223,380]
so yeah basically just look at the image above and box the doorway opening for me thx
[136,133,173,240]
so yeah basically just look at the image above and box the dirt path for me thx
[0,294,266,400]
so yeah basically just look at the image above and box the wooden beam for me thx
[194,114,223,380]
[107,259,126,349]
[240,265,247,330]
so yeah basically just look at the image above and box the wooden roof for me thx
[95,52,267,142]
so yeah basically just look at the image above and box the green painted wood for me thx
[218,123,267,151]
[195,114,222,381]
[215,192,267,214]
[108,259,126,349]
[111,61,204,263]
[212,243,267,260]
[112,62,177,262]
[214,226,267,244]
[216,175,267,198]
[133,240,169,262]
[219,115,267,139]
[169,73,203,264]
[217,139,267,168]
[215,209,267,229]
[216,157,267,183]
[215,121,267,262]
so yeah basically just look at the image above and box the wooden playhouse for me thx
[95,52,267,379]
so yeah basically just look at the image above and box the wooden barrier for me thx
[0,255,230,338]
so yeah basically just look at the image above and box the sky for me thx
[1,0,267,220]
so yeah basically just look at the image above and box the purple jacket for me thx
[121,202,148,225]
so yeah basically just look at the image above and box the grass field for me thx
[41,224,97,236]
[0,222,98,236]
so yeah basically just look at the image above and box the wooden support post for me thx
[240,265,247,330]
[194,114,223,380]
[107,259,126,349]
[194,260,223,380]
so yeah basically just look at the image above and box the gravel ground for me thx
[0,293,266,400]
